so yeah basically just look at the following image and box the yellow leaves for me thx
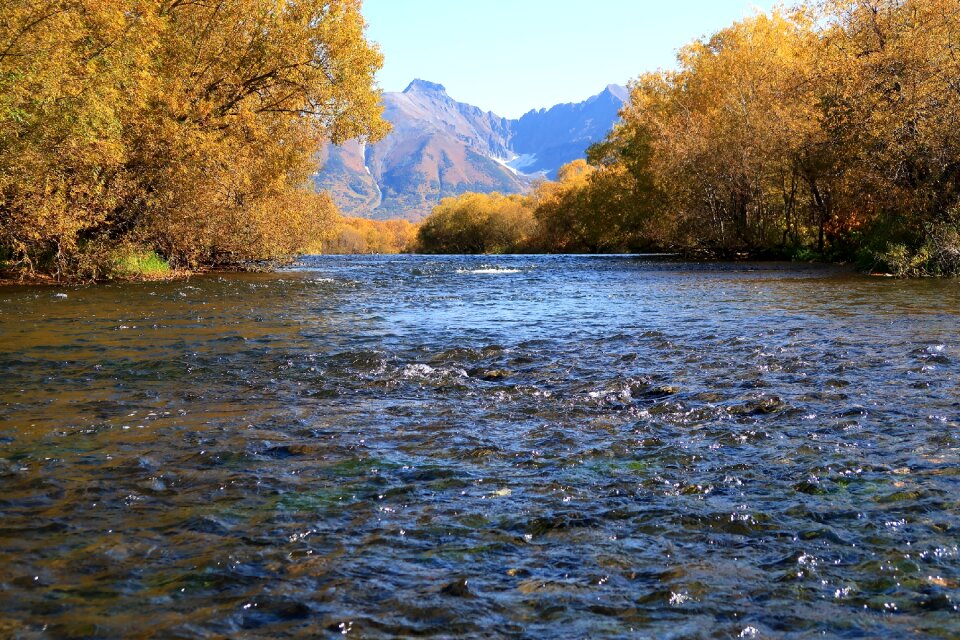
[420,0,960,262]
[320,216,418,254]
[417,192,537,254]
[0,0,387,278]
[555,159,594,185]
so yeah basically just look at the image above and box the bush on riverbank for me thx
[872,213,960,278]
[113,249,171,279]
[415,160,664,255]
[417,193,537,254]
[319,217,419,254]
[0,0,387,282]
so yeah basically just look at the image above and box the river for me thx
[1,255,958,638]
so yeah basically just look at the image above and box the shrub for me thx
[873,213,960,277]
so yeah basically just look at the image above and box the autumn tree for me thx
[417,192,536,254]
[0,0,387,279]
[817,0,960,271]
[559,0,960,271]
[530,160,596,251]
[321,216,418,254]
[605,10,827,252]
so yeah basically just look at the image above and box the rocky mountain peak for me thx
[403,79,448,95]
[604,84,630,102]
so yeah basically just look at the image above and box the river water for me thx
[1,255,958,638]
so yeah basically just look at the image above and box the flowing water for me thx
[1,255,959,638]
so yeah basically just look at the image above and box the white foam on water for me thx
[401,363,468,380]
[456,267,523,275]
[402,363,435,378]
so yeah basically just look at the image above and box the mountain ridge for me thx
[314,80,627,220]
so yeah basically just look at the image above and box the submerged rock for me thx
[440,577,473,598]
[468,367,510,381]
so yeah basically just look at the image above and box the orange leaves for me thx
[590,1,960,254]
[442,0,960,263]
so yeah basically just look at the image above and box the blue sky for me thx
[362,0,780,118]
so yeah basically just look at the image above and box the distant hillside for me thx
[313,80,627,220]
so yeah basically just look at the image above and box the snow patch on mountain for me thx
[506,154,540,174]
[489,153,543,177]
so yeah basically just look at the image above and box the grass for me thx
[113,249,172,279]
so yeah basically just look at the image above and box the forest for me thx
[0,0,387,281]
[417,0,960,276]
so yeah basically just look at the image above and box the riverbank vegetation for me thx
[417,193,535,253]
[417,0,960,275]
[0,0,387,281]
[319,216,418,254]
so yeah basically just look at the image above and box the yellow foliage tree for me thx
[539,0,960,271]
[0,0,387,279]
[417,192,536,254]
[321,216,419,254]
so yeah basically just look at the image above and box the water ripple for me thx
[0,256,959,637]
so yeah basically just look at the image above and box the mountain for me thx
[313,80,628,220]
[510,84,630,176]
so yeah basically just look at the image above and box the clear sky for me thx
[362,0,780,118]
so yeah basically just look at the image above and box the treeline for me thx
[415,160,678,254]
[319,216,418,254]
[419,0,960,275]
[0,0,386,280]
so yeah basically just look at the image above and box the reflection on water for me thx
[1,255,959,638]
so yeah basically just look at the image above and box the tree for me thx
[0,0,388,279]
[320,216,418,254]
[417,192,536,254]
